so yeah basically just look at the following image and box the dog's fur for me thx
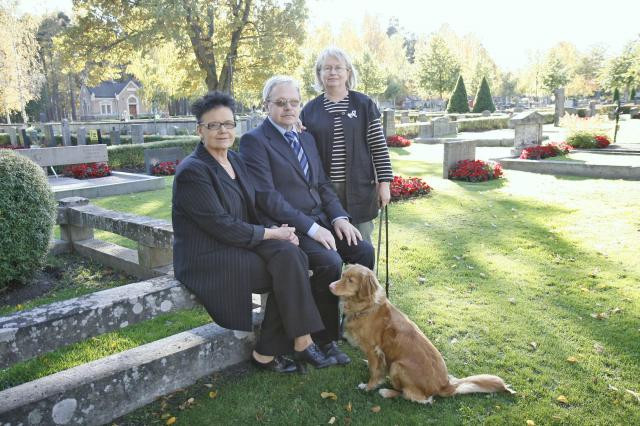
[329,265,515,404]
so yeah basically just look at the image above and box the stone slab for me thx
[17,145,108,167]
[0,275,196,369]
[62,203,173,248]
[443,140,476,179]
[0,321,258,426]
[495,158,640,180]
[50,171,165,200]
[144,147,185,175]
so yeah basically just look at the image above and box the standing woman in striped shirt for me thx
[300,47,393,244]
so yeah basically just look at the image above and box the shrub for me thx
[395,124,419,139]
[566,132,596,148]
[613,88,620,102]
[151,160,179,176]
[471,76,496,113]
[457,116,509,132]
[447,75,470,113]
[0,134,11,145]
[448,159,502,182]
[63,162,111,179]
[386,135,411,147]
[0,150,56,289]
[519,142,572,159]
[389,175,432,202]
[107,137,201,169]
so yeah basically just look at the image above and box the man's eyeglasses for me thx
[321,65,347,73]
[268,98,301,108]
[199,121,236,131]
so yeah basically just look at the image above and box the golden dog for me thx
[329,264,515,404]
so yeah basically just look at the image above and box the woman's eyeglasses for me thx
[199,121,236,131]
[321,65,347,73]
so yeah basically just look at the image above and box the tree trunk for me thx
[69,74,77,121]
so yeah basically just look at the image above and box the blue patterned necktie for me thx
[284,130,310,180]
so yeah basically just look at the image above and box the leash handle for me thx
[375,205,389,298]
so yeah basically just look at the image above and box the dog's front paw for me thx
[357,383,369,391]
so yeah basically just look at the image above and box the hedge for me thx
[447,75,470,113]
[394,124,420,139]
[457,116,509,132]
[107,137,201,169]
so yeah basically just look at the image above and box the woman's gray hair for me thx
[262,75,301,102]
[314,47,358,92]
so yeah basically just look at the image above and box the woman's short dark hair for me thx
[191,91,236,123]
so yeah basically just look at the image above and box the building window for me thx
[101,104,112,115]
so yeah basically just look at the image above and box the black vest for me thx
[300,91,381,223]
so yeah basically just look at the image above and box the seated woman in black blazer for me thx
[172,91,336,372]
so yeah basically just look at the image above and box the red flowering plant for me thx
[389,175,432,202]
[151,160,179,176]
[448,159,503,182]
[0,145,25,150]
[594,135,610,148]
[387,135,411,147]
[519,142,572,160]
[63,162,111,179]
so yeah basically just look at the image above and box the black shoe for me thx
[294,343,337,373]
[251,355,297,373]
[321,341,351,365]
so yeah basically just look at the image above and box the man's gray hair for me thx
[262,75,301,102]
[314,47,358,92]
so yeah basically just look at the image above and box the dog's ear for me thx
[358,268,379,299]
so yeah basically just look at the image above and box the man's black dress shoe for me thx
[294,343,337,373]
[321,341,351,365]
[251,355,297,373]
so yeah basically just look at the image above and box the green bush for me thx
[457,116,509,132]
[394,124,419,139]
[0,150,56,289]
[597,104,617,115]
[566,131,597,148]
[613,88,620,102]
[471,76,496,113]
[107,137,201,169]
[0,134,10,145]
[447,75,470,113]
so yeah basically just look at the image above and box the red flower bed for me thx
[519,142,572,160]
[151,160,179,176]
[594,135,610,148]
[63,162,111,179]
[448,159,503,182]
[390,175,432,202]
[0,145,25,150]
[387,135,411,147]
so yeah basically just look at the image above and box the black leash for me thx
[375,205,389,297]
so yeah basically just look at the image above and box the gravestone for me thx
[554,88,565,126]
[131,124,144,144]
[77,127,88,145]
[96,129,104,145]
[482,110,491,117]
[382,109,395,137]
[510,111,544,156]
[589,101,596,117]
[61,119,72,146]
[443,140,476,179]
[418,112,428,122]
[8,127,18,146]
[144,147,185,175]
[417,123,434,139]
[514,107,524,113]
[400,111,410,123]
[44,124,56,147]
[432,116,457,138]
[110,128,121,145]
[171,125,180,135]
[159,126,168,136]
[20,128,31,148]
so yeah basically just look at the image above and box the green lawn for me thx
[3,147,640,425]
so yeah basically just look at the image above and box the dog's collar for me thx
[345,304,379,321]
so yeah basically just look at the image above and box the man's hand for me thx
[377,182,391,208]
[313,226,337,251]
[333,218,362,246]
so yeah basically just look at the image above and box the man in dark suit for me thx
[239,76,375,365]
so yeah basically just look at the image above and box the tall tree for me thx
[542,54,569,94]
[58,0,307,99]
[354,50,385,97]
[0,6,44,124]
[416,35,460,99]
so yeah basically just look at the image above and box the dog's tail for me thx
[440,374,516,397]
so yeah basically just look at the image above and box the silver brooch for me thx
[347,110,357,118]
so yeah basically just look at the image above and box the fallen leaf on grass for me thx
[160,413,171,419]
[418,277,426,284]
[345,402,352,412]
[203,383,213,388]
[594,343,604,354]
[529,342,537,351]
[166,417,176,425]
[611,307,622,314]
[371,406,381,413]
[328,417,336,424]
[580,287,589,292]
[321,392,338,400]
[479,272,486,278]
[209,390,218,399]
[556,395,569,404]
[608,384,619,391]
[526,421,535,426]
[626,389,640,404]
[590,312,608,320]
[566,356,578,363]
[508,297,516,304]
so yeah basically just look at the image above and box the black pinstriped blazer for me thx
[172,143,269,331]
